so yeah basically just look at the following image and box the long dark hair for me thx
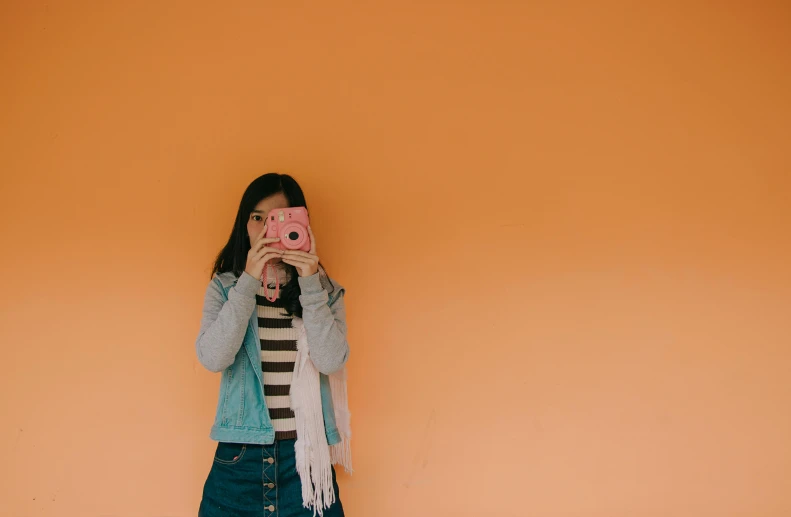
[212,173,330,317]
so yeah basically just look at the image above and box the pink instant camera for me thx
[265,207,311,252]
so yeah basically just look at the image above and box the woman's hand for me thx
[244,225,283,280]
[282,226,320,277]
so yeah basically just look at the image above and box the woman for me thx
[196,173,351,516]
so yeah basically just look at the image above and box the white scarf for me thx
[290,317,353,516]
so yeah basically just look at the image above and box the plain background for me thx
[1,1,790,516]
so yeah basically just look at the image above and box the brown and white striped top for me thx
[256,284,297,440]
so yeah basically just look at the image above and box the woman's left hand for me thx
[281,226,320,277]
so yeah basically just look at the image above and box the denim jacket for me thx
[196,271,348,445]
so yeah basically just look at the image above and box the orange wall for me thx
[1,2,790,516]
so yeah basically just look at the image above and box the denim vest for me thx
[209,274,341,445]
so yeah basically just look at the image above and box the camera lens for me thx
[288,231,300,241]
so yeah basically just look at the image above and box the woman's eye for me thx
[252,215,262,221]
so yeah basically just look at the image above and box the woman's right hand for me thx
[244,225,283,280]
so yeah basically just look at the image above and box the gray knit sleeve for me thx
[298,273,350,374]
[195,272,262,372]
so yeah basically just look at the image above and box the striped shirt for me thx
[257,285,297,440]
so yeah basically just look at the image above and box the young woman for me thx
[196,173,351,517]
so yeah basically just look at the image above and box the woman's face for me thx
[247,193,289,256]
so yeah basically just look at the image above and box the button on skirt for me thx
[199,439,345,517]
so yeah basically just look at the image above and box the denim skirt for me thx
[199,439,345,517]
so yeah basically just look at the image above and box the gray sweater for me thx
[196,271,349,375]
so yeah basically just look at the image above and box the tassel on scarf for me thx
[291,318,352,516]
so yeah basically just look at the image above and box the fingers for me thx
[252,225,280,246]
[254,246,284,261]
[259,252,283,265]
[282,255,319,277]
[252,224,268,244]
[281,250,315,260]
[252,252,285,278]
[255,237,281,249]
[281,253,318,268]
[252,238,281,254]
[281,256,313,266]
[308,225,317,255]
[281,258,307,269]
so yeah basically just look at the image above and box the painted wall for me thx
[1,1,789,516]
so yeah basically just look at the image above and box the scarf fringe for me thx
[330,437,353,472]
[291,318,352,516]
[329,370,353,474]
